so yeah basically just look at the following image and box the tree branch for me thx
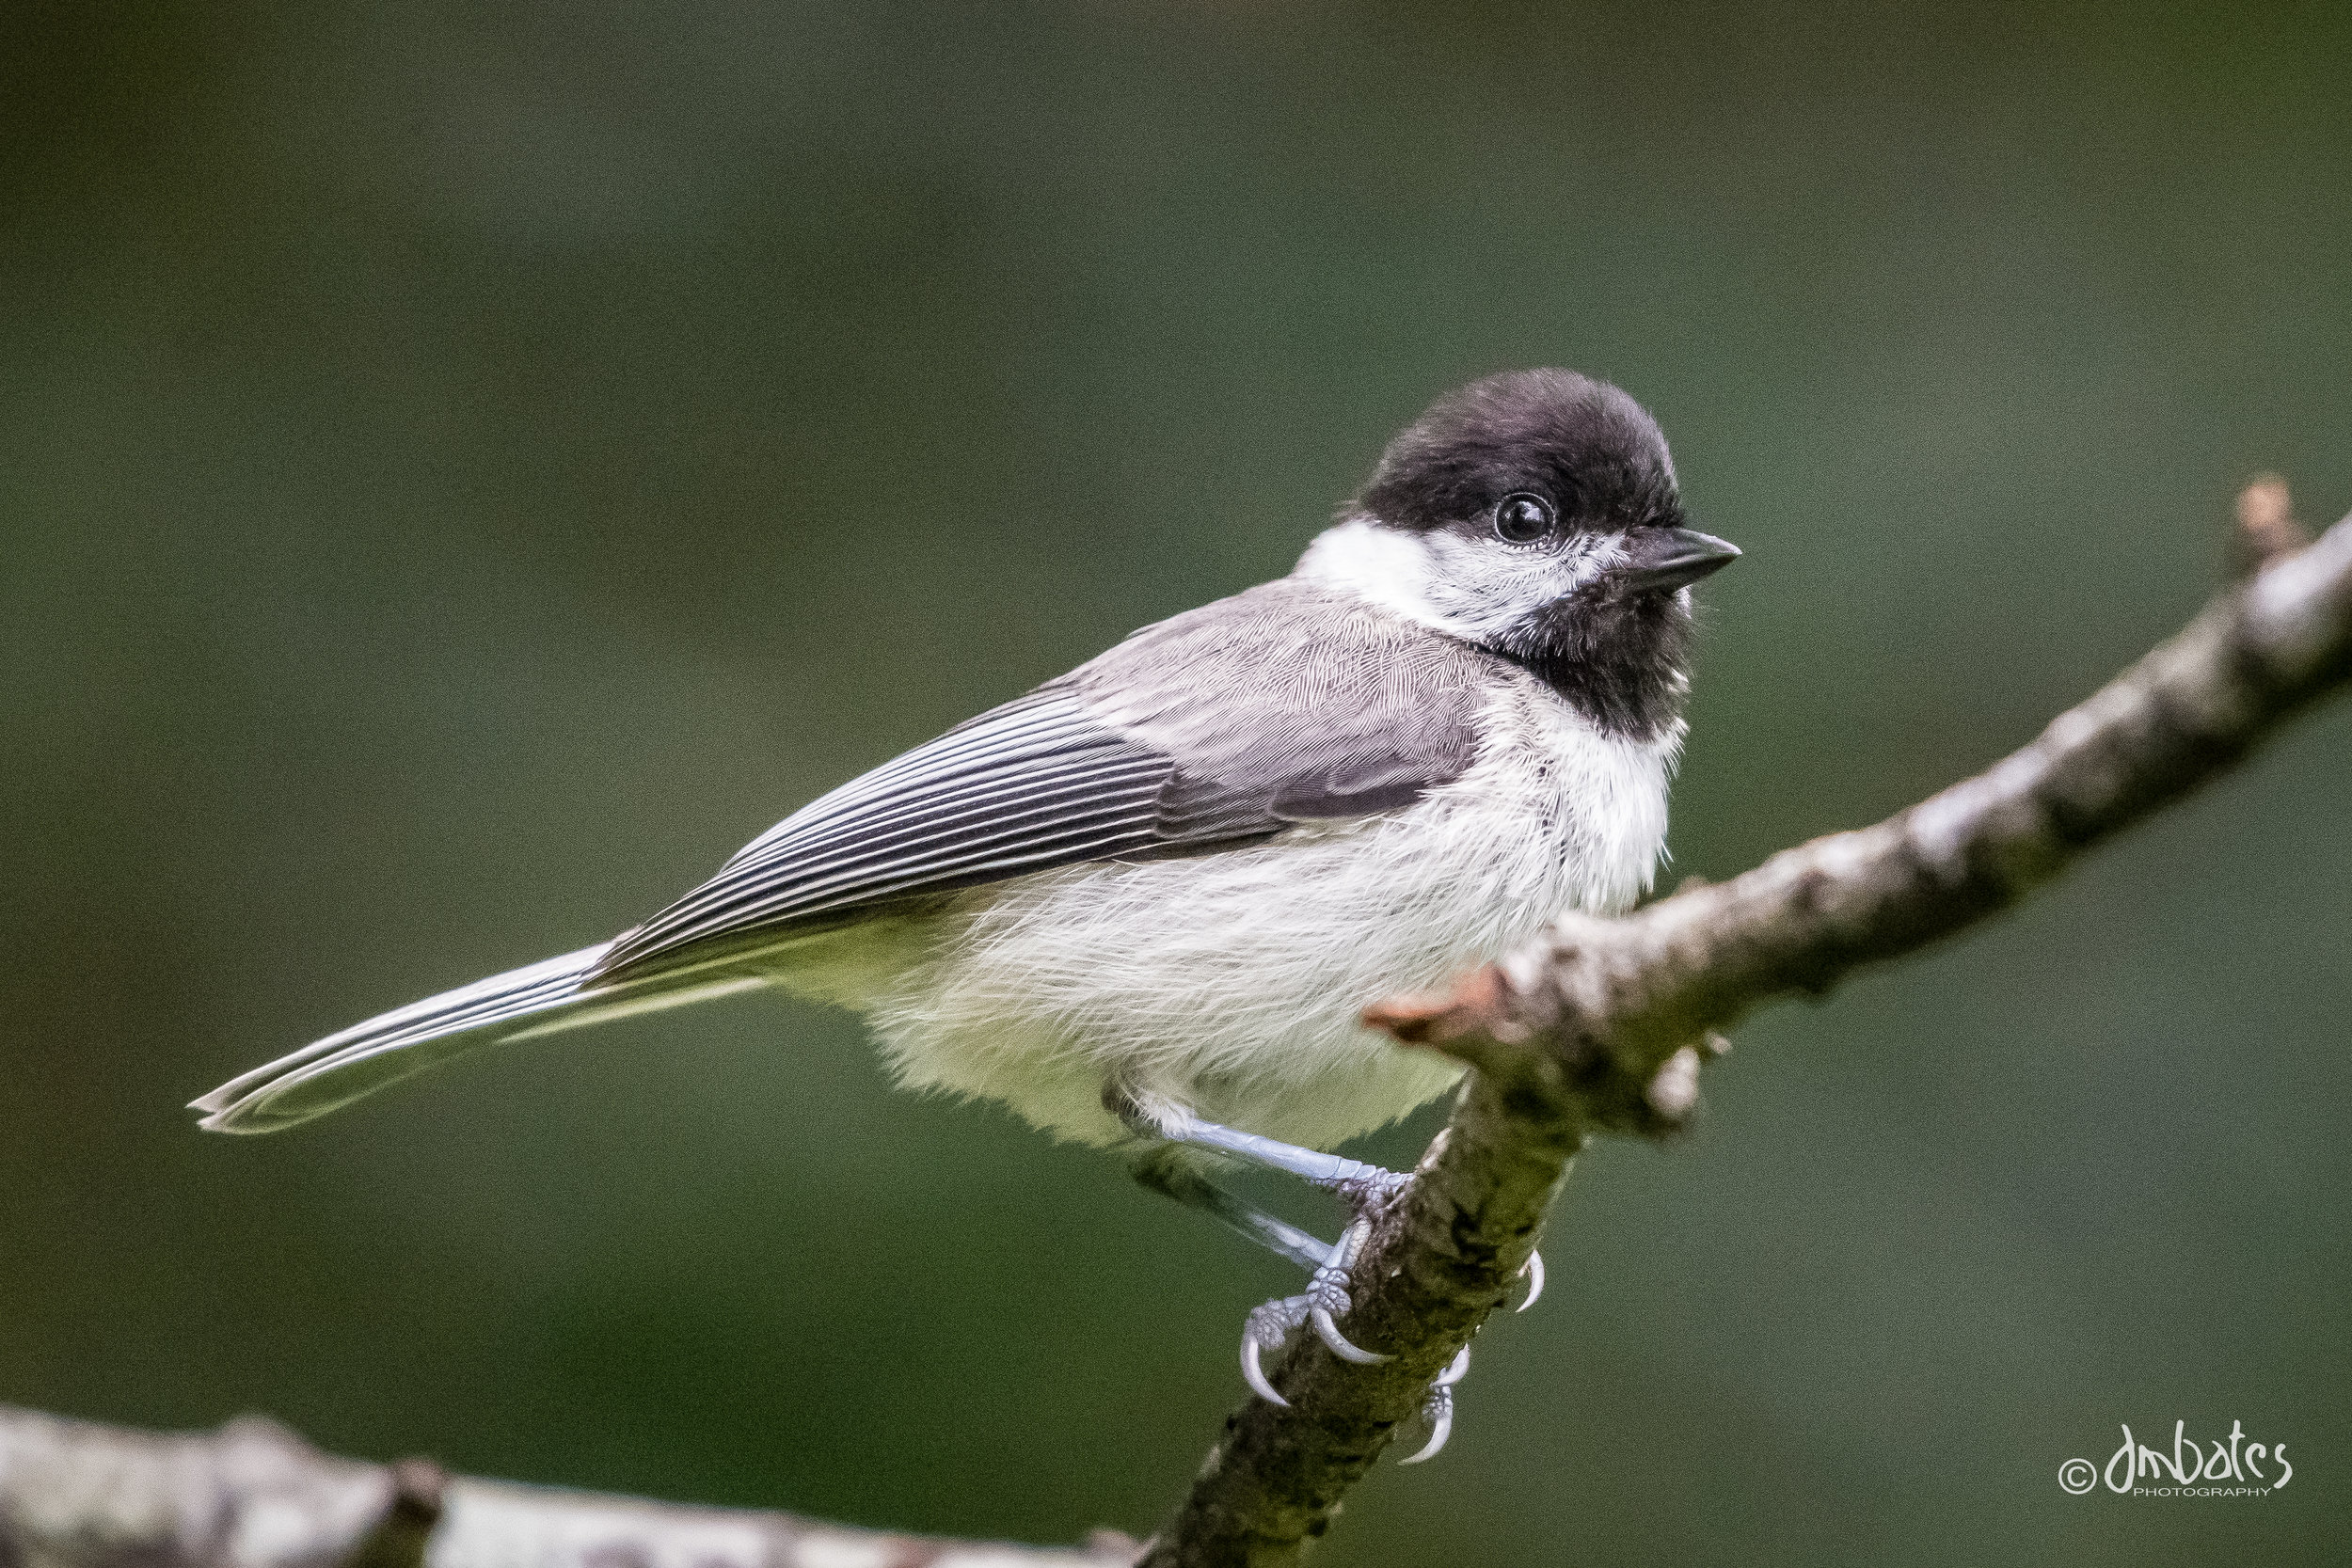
[0,1404,1133,1568]
[1147,499,2352,1564]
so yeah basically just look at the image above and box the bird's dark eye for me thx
[1492,492,1555,544]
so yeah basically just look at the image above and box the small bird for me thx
[194,369,1737,1459]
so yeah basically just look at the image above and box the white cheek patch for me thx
[1292,517,1441,626]
[1295,515,1622,641]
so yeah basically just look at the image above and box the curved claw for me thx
[1399,1385,1454,1465]
[1516,1250,1546,1313]
[1311,1302,1391,1364]
[1435,1343,1470,1387]
[1241,1297,1307,1406]
[1242,1332,1290,1406]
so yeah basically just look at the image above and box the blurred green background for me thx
[4,2,2348,1561]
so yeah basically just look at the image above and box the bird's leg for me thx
[1107,1083,1396,1189]
[1136,1103,1546,1310]
[1145,1103,1547,1309]
[1126,1144,1334,1273]
[1140,1100,1414,1196]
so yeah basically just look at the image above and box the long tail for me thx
[190,941,768,1133]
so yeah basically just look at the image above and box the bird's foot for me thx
[1239,1261,1491,1465]
[1241,1215,1389,1404]
[1235,1166,1545,1466]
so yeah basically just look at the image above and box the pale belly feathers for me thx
[761,674,1676,1149]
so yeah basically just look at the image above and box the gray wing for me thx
[595,580,1494,981]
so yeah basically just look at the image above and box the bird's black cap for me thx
[1356,369,1683,536]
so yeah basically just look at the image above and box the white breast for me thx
[806,673,1678,1149]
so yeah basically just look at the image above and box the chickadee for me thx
[195,369,1737,1459]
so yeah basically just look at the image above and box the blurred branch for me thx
[1148,496,2352,1563]
[0,1405,1132,1568]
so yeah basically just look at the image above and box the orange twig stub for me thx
[1360,964,1512,1048]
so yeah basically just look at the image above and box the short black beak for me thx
[1612,525,1740,596]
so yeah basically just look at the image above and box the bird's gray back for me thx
[1066,578,1496,831]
